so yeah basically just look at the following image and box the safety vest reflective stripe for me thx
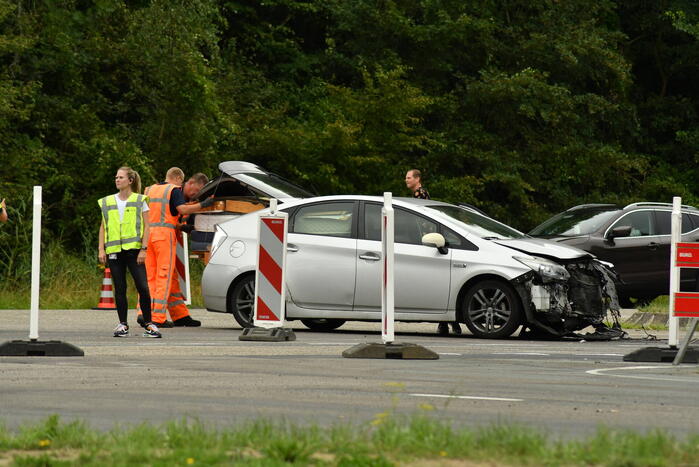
[147,184,178,229]
[151,298,168,305]
[98,193,146,254]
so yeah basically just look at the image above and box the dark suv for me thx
[529,202,699,305]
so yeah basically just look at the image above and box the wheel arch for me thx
[454,274,524,324]
[225,270,256,314]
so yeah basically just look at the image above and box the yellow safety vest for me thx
[98,193,148,254]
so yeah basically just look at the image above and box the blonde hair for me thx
[119,166,142,193]
[166,167,185,184]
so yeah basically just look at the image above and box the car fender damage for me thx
[512,260,628,340]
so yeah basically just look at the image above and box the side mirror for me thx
[608,225,632,240]
[422,232,448,254]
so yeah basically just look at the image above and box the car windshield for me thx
[236,173,314,199]
[529,207,619,236]
[426,205,525,239]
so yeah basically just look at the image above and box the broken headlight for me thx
[514,256,570,283]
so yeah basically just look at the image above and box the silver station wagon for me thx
[202,195,624,339]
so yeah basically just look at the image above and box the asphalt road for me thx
[1,308,698,439]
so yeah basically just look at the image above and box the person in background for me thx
[142,167,213,328]
[98,167,161,338]
[0,198,7,223]
[405,168,462,336]
[178,172,209,234]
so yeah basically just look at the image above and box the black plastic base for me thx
[623,346,699,363]
[342,342,439,360]
[239,327,296,342]
[0,340,84,357]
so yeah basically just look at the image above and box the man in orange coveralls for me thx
[141,167,213,327]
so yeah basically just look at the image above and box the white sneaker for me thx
[143,323,162,338]
[113,323,129,337]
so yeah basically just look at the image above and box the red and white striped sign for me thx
[175,230,190,304]
[254,204,288,328]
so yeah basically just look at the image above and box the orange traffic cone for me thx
[93,267,117,310]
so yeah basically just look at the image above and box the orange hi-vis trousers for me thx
[145,227,190,323]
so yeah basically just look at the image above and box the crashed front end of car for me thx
[511,256,626,339]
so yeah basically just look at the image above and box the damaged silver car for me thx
[202,196,625,339]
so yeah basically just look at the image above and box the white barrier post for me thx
[29,186,42,341]
[341,192,437,359]
[183,232,192,305]
[668,197,681,347]
[240,198,295,341]
[0,186,84,356]
[381,192,395,344]
[624,196,699,363]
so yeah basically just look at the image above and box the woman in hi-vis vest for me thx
[98,167,161,338]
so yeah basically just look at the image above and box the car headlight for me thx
[514,256,570,283]
[209,224,228,259]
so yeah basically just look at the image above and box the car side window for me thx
[612,211,654,237]
[654,211,694,235]
[690,214,699,231]
[441,226,479,250]
[291,202,354,238]
[363,204,439,245]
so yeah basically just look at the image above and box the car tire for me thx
[300,318,346,331]
[229,274,256,328]
[462,280,522,338]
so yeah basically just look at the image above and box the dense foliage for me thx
[1,0,699,282]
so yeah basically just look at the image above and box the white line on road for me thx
[492,352,550,356]
[579,353,623,357]
[410,393,523,402]
[586,365,699,383]
[437,352,462,356]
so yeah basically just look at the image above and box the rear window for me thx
[654,211,696,235]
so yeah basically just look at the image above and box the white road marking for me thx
[308,342,359,346]
[437,352,462,356]
[579,353,623,357]
[410,393,523,402]
[492,352,550,356]
[586,365,699,383]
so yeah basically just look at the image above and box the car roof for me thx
[565,202,699,213]
[279,194,457,208]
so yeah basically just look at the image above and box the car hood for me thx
[493,237,592,261]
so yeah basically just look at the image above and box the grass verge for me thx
[1,415,697,466]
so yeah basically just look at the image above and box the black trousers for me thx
[107,249,151,324]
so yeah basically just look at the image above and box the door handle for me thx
[648,242,658,251]
[359,252,381,261]
[287,244,299,252]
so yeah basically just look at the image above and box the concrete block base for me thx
[623,346,699,363]
[0,340,84,357]
[239,327,296,342]
[342,342,439,360]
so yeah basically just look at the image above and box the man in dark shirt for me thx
[405,169,430,199]
[0,198,7,223]
[405,168,462,336]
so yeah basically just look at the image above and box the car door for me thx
[353,202,451,313]
[591,210,664,293]
[285,201,358,310]
[654,210,699,292]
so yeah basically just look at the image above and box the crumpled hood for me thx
[493,237,592,261]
